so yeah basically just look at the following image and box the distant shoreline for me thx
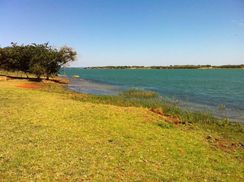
[82,64,244,69]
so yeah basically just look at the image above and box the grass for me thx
[0,78,243,181]
[67,88,243,142]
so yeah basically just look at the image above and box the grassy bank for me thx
[0,78,243,181]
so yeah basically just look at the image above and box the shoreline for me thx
[2,75,243,124]
[2,70,243,123]
[67,77,244,123]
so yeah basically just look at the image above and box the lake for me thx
[63,68,244,122]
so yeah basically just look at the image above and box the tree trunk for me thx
[36,75,41,81]
[25,72,29,78]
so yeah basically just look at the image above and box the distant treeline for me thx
[0,43,76,79]
[86,64,244,69]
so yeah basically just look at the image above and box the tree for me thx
[10,43,32,77]
[29,62,45,80]
[0,45,19,72]
[30,44,77,80]
[58,46,77,66]
[0,42,77,80]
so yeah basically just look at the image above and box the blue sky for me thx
[0,0,244,66]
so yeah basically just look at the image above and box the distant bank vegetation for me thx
[86,64,244,69]
[0,43,76,80]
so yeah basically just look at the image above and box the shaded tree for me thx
[0,42,76,80]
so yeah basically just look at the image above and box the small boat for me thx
[72,75,80,78]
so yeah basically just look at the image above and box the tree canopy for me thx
[0,43,76,79]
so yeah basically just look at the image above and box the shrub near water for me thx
[119,88,159,98]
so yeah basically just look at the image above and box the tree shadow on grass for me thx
[0,74,68,84]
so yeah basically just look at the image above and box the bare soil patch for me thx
[206,135,244,153]
[16,83,41,89]
[150,108,181,124]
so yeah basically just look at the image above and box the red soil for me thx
[206,135,244,153]
[150,108,181,124]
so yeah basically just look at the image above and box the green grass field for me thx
[0,79,243,181]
